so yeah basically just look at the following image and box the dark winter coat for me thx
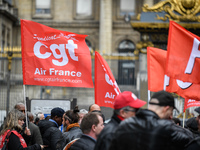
[109,109,193,150]
[7,132,41,150]
[69,134,96,150]
[38,120,62,150]
[94,114,121,150]
[56,125,82,150]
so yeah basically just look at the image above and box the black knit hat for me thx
[195,107,200,114]
[149,90,179,112]
[51,107,65,117]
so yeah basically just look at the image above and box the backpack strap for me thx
[3,130,13,148]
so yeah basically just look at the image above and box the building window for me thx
[85,39,92,51]
[1,25,5,51]
[73,0,94,20]
[32,0,52,19]
[76,0,92,16]
[118,40,136,85]
[7,29,10,47]
[120,0,136,16]
[35,0,51,14]
[118,40,135,53]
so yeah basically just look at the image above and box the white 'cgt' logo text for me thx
[34,40,78,66]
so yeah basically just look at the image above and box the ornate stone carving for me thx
[143,0,200,22]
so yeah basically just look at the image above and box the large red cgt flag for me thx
[183,99,200,112]
[21,19,93,88]
[166,21,200,84]
[95,51,121,108]
[147,47,166,92]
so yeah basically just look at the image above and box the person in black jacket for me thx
[0,109,44,150]
[69,112,104,150]
[38,107,64,150]
[56,106,83,150]
[94,91,146,150]
[109,90,193,150]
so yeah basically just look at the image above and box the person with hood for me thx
[38,107,64,150]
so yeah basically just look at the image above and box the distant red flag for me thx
[165,76,200,100]
[147,47,166,92]
[183,99,200,112]
[147,47,200,100]
[95,51,121,108]
[21,19,93,88]
[166,21,200,84]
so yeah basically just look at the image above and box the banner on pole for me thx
[21,19,93,88]
[147,47,200,100]
[95,52,121,108]
[166,21,200,84]
[147,47,166,92]
[184,99,200,112]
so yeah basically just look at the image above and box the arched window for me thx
[118,40,135,53]
[118,40,135,85]
[85,39,92,51]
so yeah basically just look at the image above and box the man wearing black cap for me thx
[38,107,65,150]
[109,90,193,150]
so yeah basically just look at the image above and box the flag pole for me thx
[23,84,28,129]
[183,111,186,128]
[148,90,150,108]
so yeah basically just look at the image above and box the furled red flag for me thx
[165,21,200,84]
[95,51,121,108]
[21,19,93,88]
[147,47,200,100]
[147,47,166,92]
[183,98,200,112]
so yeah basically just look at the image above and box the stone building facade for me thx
[0,0,163,119]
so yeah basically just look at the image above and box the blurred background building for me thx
[0,0,199,121]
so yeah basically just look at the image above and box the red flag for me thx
[165,76,200,100]
[183,98,200,112]
[95,52,121,108]
[147,47,200,100]
[21,19,93,88]
[147,47,166,92]
[166,21,200,84]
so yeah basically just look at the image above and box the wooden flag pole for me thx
[183,111,186,128]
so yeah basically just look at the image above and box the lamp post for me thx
[6,50,13,115]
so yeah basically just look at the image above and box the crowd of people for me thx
[0,90,200,150]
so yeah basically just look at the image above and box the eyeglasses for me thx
[20,110,25,113]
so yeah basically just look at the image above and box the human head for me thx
[37,112,45,120]
[113,91,146,119]
[27,111,34,123]
[89,104,101,112]
[78,109,88,124]
[1,109,25,134]
[14,103,25,114]
[51,107,65,126]
[63,106,79,128]
[149,90,176,119]
[81,112,104,140]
